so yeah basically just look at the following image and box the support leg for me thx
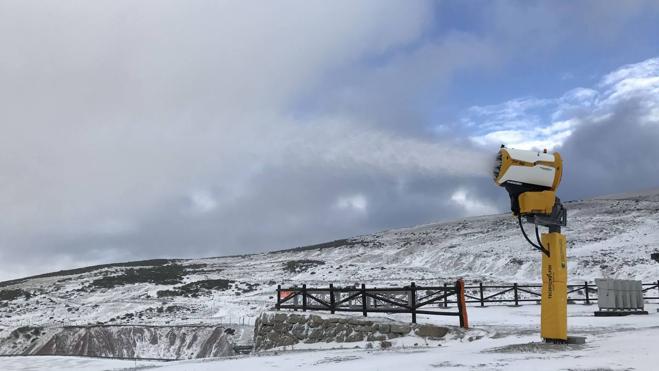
[541,232,567,342]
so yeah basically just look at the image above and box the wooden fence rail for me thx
[275,280,658,325]
[276,280,469,328]
[459,280,659,306]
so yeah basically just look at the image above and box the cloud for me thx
[1,2,658,280]
[335,195,368,213]
[600,58,659,87]
[0,1,503,279]
[468,56,659,199]
[559,60,659,199]
[559,103,659,200]
[305,32,501,134]
[467,58,659,149]
[450,189,498,216]
[463,97,572,149]
[187,190,218,215]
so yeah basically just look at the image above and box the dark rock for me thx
[414,325,449,338]
[305,328,324,343]
[273,321,289,332]
[356,325,370,332]
[367,334,387,341]
[345,332,364,342]
[308,315,323,328]
[280,334,297,346]
[291,324,306,340]
[288,314,304,324]
[273,313,288,322]
[375,324,390,333]
[389,324,411,334]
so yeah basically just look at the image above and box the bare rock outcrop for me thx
[1,325,238,360]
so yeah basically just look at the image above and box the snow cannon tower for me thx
[493,145,568,343]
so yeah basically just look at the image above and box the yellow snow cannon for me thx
[494,145,568,343]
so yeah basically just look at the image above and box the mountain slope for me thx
[0,189,658,358]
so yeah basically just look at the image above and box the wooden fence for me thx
[276,280,469,328]
[275,280,659,326]
[459,280,659,306]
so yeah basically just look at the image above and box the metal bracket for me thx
[518,197,567,257]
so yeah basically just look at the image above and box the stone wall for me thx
[254,312,449,350]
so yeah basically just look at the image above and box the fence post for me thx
[479,282,484,307]
[444,282,448,307]
[656,280,659,299]
[329,284,335,314]
[302,284,307,312]
[410,282,417,324]
[584,281,590,305]
[456,279,469,329]
[276,285,281,310]
[513,283,519,306]
[361,284,367,317]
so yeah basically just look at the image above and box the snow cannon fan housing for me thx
[493,147,563,216]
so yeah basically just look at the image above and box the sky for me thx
[1,1,659,280]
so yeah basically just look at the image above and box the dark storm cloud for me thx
[560,102,659,201]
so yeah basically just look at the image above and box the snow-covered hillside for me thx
[0,189,658,358]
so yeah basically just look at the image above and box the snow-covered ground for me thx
[0,356,159,371]
[1,303,657,370]
[0,189,657,364]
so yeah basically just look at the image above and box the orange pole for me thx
[457,279,469,329]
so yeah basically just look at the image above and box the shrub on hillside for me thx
[10,326,43,339]
[283,259,325,273]
[90,264,186,289]
[156,278,235,298]
[0,289,32,301]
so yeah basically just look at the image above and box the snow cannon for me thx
[494,145,568,343]
[493,146,563,216]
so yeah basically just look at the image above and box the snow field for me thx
[1,303,657,370]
